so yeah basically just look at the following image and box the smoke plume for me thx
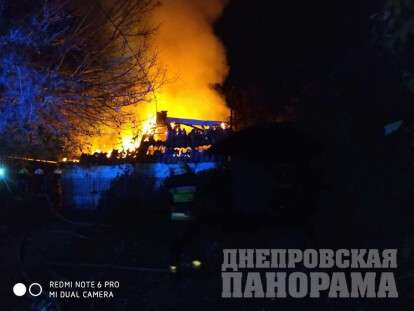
[148,0,229,121]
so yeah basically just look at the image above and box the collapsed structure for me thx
[80,111,231,164]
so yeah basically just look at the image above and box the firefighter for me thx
[17,165,31,194]
[50,165,63,208]
[165,162,202,275]
[33,166,45,194]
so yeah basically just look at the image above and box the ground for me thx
[2,208,414,311]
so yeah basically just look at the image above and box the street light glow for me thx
[0,167,6,179]
[192,260,202,269]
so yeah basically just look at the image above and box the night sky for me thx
[215,0,407,130]
[217,1,381,88]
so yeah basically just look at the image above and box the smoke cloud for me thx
[148,0,229,121]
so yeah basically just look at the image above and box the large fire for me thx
[84,0,229,155]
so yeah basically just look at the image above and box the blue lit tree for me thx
[372,0,414,91]
[0,0,158,158]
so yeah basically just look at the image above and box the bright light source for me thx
[0,167,6,179]
[62,157,68,162]
[169,265,177,273]
[192,260,202,269]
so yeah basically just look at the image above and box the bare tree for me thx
[0,0,160,158]
[371,0,414,91]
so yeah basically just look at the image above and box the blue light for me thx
[0,167,5,179]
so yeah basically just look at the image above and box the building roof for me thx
[166,117,224,127]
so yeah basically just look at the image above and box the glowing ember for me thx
[142,117,157,136]
[121,136,137,152]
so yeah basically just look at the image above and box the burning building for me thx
[81,110,231,163]
[138,111,231,161]
[84,0,230,157]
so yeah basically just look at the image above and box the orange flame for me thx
[86,0,229,155]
